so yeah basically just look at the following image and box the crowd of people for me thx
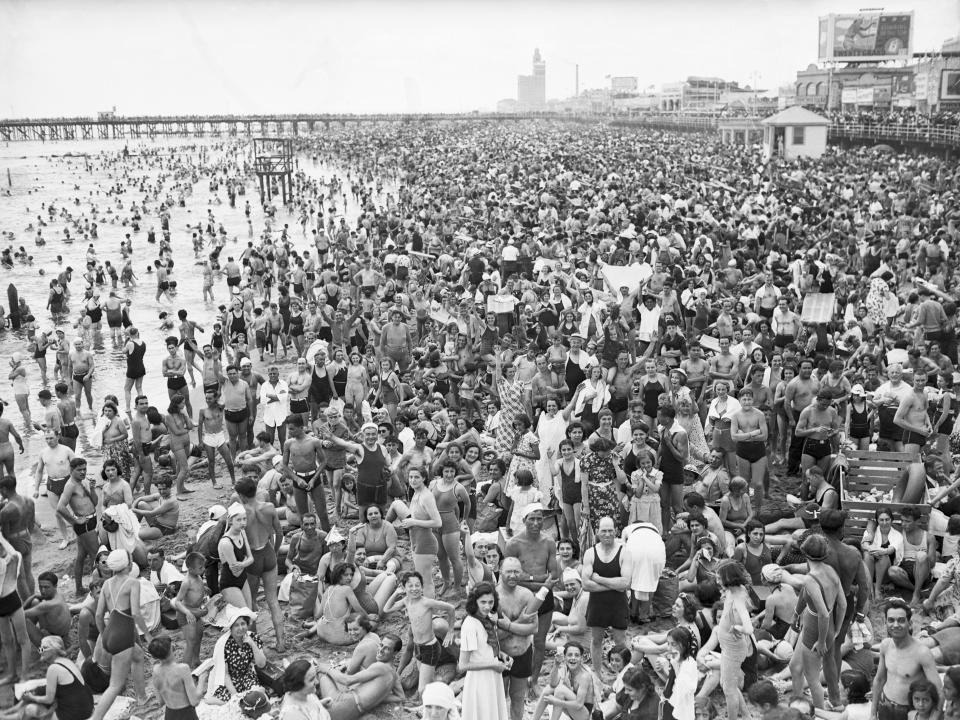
[1,117,960,720]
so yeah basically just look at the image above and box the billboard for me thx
[941,70,960,102]
[818,12,913,62]
[611,77,638,94]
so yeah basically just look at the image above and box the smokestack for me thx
[575,64,579,97]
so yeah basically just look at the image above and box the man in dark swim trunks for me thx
[56,457,100,595]
[68,337,95,413]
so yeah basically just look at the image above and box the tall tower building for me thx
[517,48,546,109]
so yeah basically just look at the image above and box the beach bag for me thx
[289,574,319,620]
[255,661,285,697]
[476,503,503,533]
[651,568,679,618]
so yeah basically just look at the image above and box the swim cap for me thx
[106,549,129,571]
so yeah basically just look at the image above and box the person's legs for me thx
[83,377,94,411]
[204,445,219,487]
[530,611,551,695]
[309,484,331,532]
[802,646,825,709]
[506,674,528,720]
[46,492,70,546]
[912,551,930,605]
[368,572,397,613]
[589,626,604,674]
[216,442,235,485]
[658,482,672,535]
[440,532,463,594]
[262,565,286,651]
[750,457,767,513]
[173,445,190,493]
[90,647,133,720]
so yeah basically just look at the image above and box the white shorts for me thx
[203,431,226,449]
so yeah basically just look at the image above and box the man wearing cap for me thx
[550,567,590,647]
[504,502,559,694]
[580,516,632,671]
[324,422,392,516]
[68,337,95,413]
[57,458,100,595]
[36,389,63,437]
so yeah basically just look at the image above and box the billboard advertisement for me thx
[611,76,638,94]
[942,70,960,102]
[818,12,913,62]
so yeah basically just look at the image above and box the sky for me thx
[1,0,958,117]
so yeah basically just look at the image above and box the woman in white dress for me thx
[458,582,509,720]
[704,380,742,476]
[535,395,577,500]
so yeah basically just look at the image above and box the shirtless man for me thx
[56,457,99,595]
[382,571,455,700]
[895,372,934,457]
[36,389,62,437]
[887,505,937,607]
[784,360,821,478]
[315,633,406,720]
[795,389,841,496]
[200,344,223,397]
[380,309,413,371]
[282,414,331,532]
[198,390,235,489]
[34,429,73,549]
[874,364,913,451]
[23,571,71,648]
[221,365,251,454]
[287,359,312,426]
[0,476,35,598]
[130,395,154,495]
[235,474,286,652]
[708,336,738,384]
[504,502,559,696]
[495,556,539,720]
[69,337,95,413]
[580,516,632,667]
[54,382,79,452]
[680,342,709,403]
[871,600,942,720]
[730,387,768,512]
[148,635,204,718]
[285,512,326,574]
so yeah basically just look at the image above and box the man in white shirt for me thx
[259,366,290,445]
[146,548,184,591]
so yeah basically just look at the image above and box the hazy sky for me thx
[1,0,957,116]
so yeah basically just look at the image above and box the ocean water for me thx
[0,135,380,481]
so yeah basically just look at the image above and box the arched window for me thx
[815,82,824,96]
[797,83,805,97]
[806,82,816,96]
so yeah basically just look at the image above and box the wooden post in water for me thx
[6,168,10,187]
[7,285,21,329]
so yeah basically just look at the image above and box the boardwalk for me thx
[0,112,545,142]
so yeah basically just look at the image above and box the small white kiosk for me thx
[760,106,830,160]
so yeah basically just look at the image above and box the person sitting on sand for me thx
[133,480,180,542]
[313,632,406,720]
[23,571,72,650]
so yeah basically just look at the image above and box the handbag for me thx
[255,660,285,696]
[476,503,503,533]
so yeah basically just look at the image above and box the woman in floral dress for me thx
[100,401,132,483]
[580,436,627,534]
[505,414,541,494]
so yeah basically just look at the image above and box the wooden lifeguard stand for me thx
[253,137,294,204]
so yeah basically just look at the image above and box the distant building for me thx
[517,48,546,109]
[658,77,740,112]
[497,98,519,114]
[761,106,830,160]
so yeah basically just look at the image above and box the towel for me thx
[203,631,231,703]
[866,526,904,567]
[574,379,610,417]
[103,504,140,555]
